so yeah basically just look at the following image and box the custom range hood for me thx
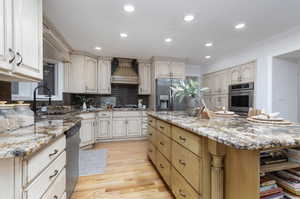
[111,58,139,84]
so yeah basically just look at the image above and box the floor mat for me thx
[79,148,107,176]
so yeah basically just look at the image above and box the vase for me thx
[186,96,199,116]
[82,102,87,111]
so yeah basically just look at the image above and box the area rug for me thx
[79,149,107,176]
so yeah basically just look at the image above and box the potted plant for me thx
[171,79,209,116]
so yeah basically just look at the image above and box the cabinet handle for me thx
[53,196,58,199]
[179,159,186,166]
[49,149,58,157]
[49,170,59,179]
[149,133,153,136]
[8,48,16,64]
[140,88,142,93]
[16,52,23,66]
[159,141,164,146]
[159,164,164,169]
[179,189,187,198]
[149,149,153,153]
[159,126,164,130]
[179,136,186,142]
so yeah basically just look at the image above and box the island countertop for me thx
[0,115,81,159]
[147,111,300,150]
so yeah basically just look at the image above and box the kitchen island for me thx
[0,115,81,199]
[147,111,300,199]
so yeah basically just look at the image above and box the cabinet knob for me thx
[16,52,23,66]
[159,164,164,169]
[8,48,16,64]
[179,189,187,198]
[179,159,186,166]
[179,136,186,142]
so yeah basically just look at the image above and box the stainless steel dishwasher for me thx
[65,121,81,199]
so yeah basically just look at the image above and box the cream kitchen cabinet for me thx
[138,62,151,95]
[0,0,13,72]
[127,118,142,137]
[0,0,43,81]
[63,62,70,92]
[170,62,186,79]
[96,118,111,139]
[215,70,229,94]
[153,60,186,79]
[67,54,98,93]
[230,61,256,85]
[79,114,96,147]
[84,56,98,93]
[98,57,111,94]
[112,118,127,138]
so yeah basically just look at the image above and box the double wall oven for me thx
[229,82,254,116]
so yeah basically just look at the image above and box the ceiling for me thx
[277,50,300,63]
[44,0,300,65]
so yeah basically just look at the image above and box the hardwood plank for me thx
[71,140,174,199]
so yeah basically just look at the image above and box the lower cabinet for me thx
[112,118,127,138]
[148,116,201,199]
[80,118,95,147]
[112,117,142,138]
[96,118,111,139]
[127,118,141,137]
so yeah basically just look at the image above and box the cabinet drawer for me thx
[157,151,171,186]
[172,141,201,193]
[172,126,202,156]
[171,167,200,199]
[148,116,156,128]
[97,111,111,118]
[79,113,96,119]
[148,142,156,165]
[24,152,66,199]
[157,120,171,137]
[23,136,66,185]
[148,126,157,145]
[42,168,66,199]
[113,111,140,117]
[156,131,171,161]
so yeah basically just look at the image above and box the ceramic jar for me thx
[14,103,34,127]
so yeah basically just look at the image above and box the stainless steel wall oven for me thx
[229,82,254,115]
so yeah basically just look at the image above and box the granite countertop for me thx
[148,111,300,150]
[0,116,81,159]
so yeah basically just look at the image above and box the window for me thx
[12,61,64,101]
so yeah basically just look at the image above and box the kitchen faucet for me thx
[33,85,52,116]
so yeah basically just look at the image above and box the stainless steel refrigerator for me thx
[155,78,187,111]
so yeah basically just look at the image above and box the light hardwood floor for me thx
[72,140,174,199]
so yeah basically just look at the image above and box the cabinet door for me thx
[96,119,111,139]
[80,119,95,147]
[170,62,185,79]
[138,63,151,95]
[218,70,229,94]
[69,55,84,93]
[98,59,111,94]
[126,118,141,137]
[230,67,240,85]
[0,0,13,72]
[112,118,126,138]
[63,62,70,92]
[154,61,170,78]
[240,62,256,83]
[84,57,98,93]
[13,0,43,80]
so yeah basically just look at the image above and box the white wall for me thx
[203,27,300,113]
[272,58,299,122]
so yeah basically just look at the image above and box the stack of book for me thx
[261,150,288,165]
[270,169,300,196]
[260,175,284,199]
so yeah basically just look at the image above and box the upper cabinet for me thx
[153,59,186,79]
[138,61,151,95]
[84,56,98,93]
[0,0,43,81]
[65,55,111,94]
[0,0,13,72]
[98,57,111,94]
[230,61,256,85]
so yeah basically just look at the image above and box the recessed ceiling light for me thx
[120,33,128,38]
[205,42,213,47]
[184,15,194,22]
[165,38,172,43]
[205,56,211,59]
[94,46,102,51]
[123,4,135,13]
[235,23,246,29]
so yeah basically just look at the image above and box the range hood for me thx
[111,58,139,84]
